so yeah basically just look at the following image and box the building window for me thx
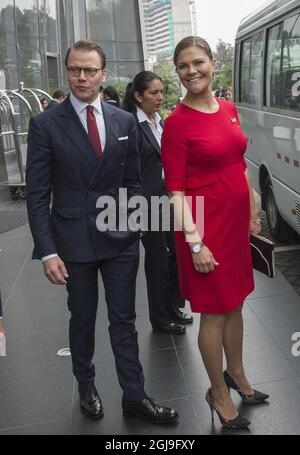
[15,0,43,88]
[86,0,143,84]
[40,0,58,54]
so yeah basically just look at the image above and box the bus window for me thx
[240,32,264,106]
[283,14,300,110]
[266,14,300,110]
[241,39,251,104]
[266,23,284,108]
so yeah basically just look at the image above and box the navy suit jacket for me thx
[135,117,164,200]
[26,97,141,263]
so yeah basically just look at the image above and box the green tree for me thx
[153,59,181,115]
[213,40,234,92]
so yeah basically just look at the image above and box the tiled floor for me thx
[1,224,300,435]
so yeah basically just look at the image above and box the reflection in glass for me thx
[282,14,300,110]
[40,0,58,54]
[0,0,18,89]
[240,33,263,106]
[266,15,300,111]
[58,0,74,88]
[86,0,143,88]
[15,0,43,88]
[240,40,251,104]
[266,23,283,108]
[249,33,263,106]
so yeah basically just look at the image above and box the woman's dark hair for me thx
[173,36,214,66]
[103,85,120,107]
[122,71,162,113]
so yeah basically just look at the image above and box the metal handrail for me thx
[17,84,53,112]
[17,87,43,113]
[0,90,25,184]
[9,90,33,115]
[0,86,53,191]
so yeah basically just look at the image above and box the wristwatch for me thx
[190,242,204,254]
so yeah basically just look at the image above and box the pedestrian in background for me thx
[103,85,121,108]
[123,71,193,335]
[40,98,49,110]
[224,86,233,102]
[162,36,269,429]
[45,89,66,110]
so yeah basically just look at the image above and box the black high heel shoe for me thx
[205,388,250,429]
[224,370,269,405]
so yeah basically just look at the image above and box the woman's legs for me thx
[223,304,253,395]
[198,313,238,420]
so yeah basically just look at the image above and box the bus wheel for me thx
[264,176,292,242]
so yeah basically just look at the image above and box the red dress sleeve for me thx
[233,103,247,171]
[161,114,187,191]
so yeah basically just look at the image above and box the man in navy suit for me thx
[26,40,178,424]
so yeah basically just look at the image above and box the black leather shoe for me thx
[78,382,104,419]
[172,308,193,324]
[152,322,186,335]
[123,397,179,424]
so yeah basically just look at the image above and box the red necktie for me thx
[86,105,102,158]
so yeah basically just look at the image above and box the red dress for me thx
[161,100,254,313]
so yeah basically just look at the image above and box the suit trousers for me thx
[65,241,146,401]
[141,207,185,327]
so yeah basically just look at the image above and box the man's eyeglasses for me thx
[67,67,102,77]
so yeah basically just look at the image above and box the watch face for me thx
[192,244,201,253]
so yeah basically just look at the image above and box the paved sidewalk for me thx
[0,224,300,435]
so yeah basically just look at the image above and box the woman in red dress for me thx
[161,36,269,429]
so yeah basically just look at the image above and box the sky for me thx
[197,0,273,51]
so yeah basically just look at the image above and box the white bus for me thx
[234,0,300,241]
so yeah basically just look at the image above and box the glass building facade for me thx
[0,0,145,93]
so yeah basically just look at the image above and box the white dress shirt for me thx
[136,106,162,147]
[42,94,106,263]
[69,93,106,151]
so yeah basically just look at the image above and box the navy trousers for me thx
[65,242,146,401]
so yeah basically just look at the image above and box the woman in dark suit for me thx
[123,71,193,334]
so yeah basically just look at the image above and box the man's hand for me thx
[43,256,69,285]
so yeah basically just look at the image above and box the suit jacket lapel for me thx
[101,101,118,154]
[140,121,161,155]
[54,97,100,170]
